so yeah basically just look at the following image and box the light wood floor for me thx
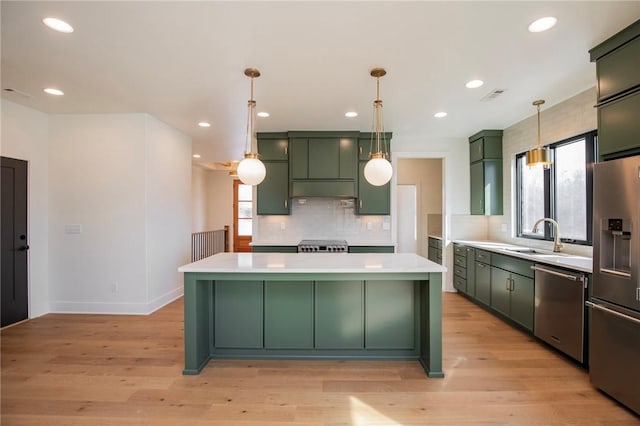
[2,293,638,426]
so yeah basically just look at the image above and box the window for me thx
[516,130,596,245]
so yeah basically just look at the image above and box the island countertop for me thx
[179,252,447,274]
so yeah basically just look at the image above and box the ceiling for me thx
[2,2,639,168]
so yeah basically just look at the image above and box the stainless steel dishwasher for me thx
[532,264,587,363]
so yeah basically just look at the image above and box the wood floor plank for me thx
[2,293,638,425]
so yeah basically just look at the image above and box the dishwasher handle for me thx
[531,265,584,282]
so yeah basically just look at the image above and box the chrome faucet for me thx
[532,218,563,252]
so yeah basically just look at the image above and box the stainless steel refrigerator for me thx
[588,155,640,415]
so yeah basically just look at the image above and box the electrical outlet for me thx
[501,223,508,233]
[367,222,373,230]
[382,222,390,230]
[111,282,119,293]
[280,222,286,230]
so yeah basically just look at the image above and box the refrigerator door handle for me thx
[586,301,640,325]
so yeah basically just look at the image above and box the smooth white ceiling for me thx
[2,1,639,167]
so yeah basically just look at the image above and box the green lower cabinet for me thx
[315,281,364,349]
[465,247,476,297]
[264,281,314,349]
[490,267,534,331]
[365,281,414,349]
[252,246,298,253]
[510,274,534,331]
[348,246,394,253]
[475,261,491,305]
[214,281,263,348]
[490,267,511,317]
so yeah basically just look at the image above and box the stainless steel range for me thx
[297,239,348,253]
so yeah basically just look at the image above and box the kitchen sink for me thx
[505,248,542,254]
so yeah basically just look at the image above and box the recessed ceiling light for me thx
[198,122,211,128]
[345,111,358,118]
[257,112,270,118]
[528,17,557,33]
[192,154,201,159]
[434,112,448,118]
[43,88,64,96]
[42,17,74,33]
[465,80,484,89]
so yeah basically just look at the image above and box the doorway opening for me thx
[233,179,253,252]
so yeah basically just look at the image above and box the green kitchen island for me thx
[178,252,446,378]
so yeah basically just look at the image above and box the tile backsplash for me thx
[256,198,391,242]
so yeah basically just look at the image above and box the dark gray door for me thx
[1,156,29,327]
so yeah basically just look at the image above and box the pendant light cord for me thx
[245,76,256,155]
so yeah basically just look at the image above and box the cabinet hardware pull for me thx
[359,200,363,209]
[284,146,288,155]
[284,199,288,208]
[636,287,640,301]
[510,278,514,291]
[359,146,363,155]
[506,279,510,291]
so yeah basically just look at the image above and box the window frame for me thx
[516,130,596,246]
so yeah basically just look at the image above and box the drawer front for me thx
[454,264,466,278]
[475,249,491,264]
[492,253,535,278]
[454,254,466,267]
[454,244,467,257]
[428,237,442,249]
[453,275,467,293]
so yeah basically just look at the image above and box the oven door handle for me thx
[586,301,640,325]
[531,265,582,281]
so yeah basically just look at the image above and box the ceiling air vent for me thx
[3,88,33,99]
[480,89,506,101]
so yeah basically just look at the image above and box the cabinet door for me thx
[214,281,263,348]
[338,137,357,179]
[475,262,491,305]
[315,281,363,349]
[470,161,484,215]
[365,281,414,349]
[597,37,640,101]
[264,281,313,349]
[598,89,640,160]
[465,247,476,297]
[490,267,511,318]
[308,138,340,179]
[470,139,484,163]
[510,274,534,331]
[357,161,390,215]
[258,138,288,161]
[289,138,308,179]
[257,162,289,215]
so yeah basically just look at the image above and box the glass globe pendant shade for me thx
[237,153,266,186]
[364,153,392,186]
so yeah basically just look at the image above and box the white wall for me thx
[0,99,50,317]
[191,165,208,232]
[47,113,191,314]
[205,170,235,234]
[145,116,191,308]
[488,87,596,257]
[48,114,148,312]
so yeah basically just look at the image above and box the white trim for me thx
[49,285,183,315]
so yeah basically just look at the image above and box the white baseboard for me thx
[49,286,184,315]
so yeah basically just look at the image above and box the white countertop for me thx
[454,240,592,273]
[250,240,395,247]
[179,252,446,274]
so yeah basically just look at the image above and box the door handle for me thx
[531,265,581,281]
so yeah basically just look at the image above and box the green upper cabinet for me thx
[590,20,640,161]
[257,161,289,215]
[258,135,289,161]
[357,161,390,215]
[357,133,392,215]
[257,133,290,215]
[358,133,392,161]
[289,133,358,180]
[469,130,503,215]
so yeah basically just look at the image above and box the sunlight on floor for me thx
[349,395,403,425]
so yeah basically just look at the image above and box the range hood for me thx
[290,180,356,198]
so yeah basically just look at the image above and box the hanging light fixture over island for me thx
[364,67,393,186]
[237,68,266,186]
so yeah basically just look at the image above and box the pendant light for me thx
[364,68,393,186]
[525,99,552,167]
[237,68,266,186]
